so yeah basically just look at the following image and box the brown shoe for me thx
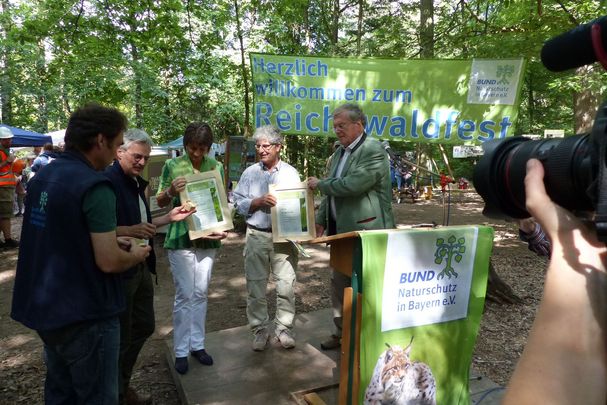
[320,335,341,350]
[125,387,153,405]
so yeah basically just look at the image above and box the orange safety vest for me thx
[0,147,17,187]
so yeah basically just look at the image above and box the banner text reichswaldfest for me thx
[250,54,525,145]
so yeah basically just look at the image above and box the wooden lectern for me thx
[309,232,364,405]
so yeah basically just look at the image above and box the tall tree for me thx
[234,0,251,136]
[0,0,14,123]
[419,0,434,58]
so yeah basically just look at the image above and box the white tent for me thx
[46,129,66,145]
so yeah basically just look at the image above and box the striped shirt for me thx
[157,154,223,250]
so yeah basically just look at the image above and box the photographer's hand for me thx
[503,159,607,405]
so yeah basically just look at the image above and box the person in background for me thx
[31,142,56,173]
[11,103,151,404]
[0,127,18,248]
[12,157,27,216]
[105,128,195,404]
[308,103,394,350]
[233,125,301,352]
[21,153,36,185]
[394,155,404,191]
[156,122,227,375]
[403,165,414,189]
[503,158,607,404]
[439,171,454,193]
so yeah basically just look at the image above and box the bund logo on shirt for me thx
[30,191,48,228]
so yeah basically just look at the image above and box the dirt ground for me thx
[0,189,545,404]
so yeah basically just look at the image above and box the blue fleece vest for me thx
[104,161,156,277]
[11,151,125,331]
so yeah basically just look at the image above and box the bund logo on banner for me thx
[380,229,478,332]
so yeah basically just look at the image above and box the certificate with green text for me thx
[180,170,233,239]
[270,182,315,243]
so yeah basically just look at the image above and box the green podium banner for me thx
[250,53,524,144]
[358,226,493,404]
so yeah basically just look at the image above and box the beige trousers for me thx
[244,228,298,336]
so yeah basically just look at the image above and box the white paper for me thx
[189,188,220,230]
[277,196,304,235]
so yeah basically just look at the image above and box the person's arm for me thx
[316,141,387,197]
[84,183,150,273]
[116,223,157,239]
[30,157,41,172]
[248,194,276,213]
[156,179,181,208]
[503,159,607,405]
[233,170,255,216]
[152,205,195,227]
[116,198,196,237]
[315,224,325,237]
[156,161,186,208]
[90,232,151,273]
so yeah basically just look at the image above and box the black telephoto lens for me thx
[473,134,594,219]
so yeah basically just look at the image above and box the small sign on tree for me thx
[544,129,565,138]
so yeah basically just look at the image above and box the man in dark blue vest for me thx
[11,103,152,405]
[105,128,194,405]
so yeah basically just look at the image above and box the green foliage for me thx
[2,0,607,179]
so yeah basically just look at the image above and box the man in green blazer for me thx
[308,103,395,350]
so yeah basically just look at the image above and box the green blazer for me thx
[316,133,395,234]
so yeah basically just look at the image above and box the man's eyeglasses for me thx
[126,151,150,162]
[255,143,278,151]
[333,121,360,131]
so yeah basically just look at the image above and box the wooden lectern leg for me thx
[352,292,362,405]
[338,287,354,405]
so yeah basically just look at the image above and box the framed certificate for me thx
[179,170,233,239]
[270,182,316,243]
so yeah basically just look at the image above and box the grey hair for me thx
[121,128,153,150]
[253,125,283,145]
[333,103,367,126]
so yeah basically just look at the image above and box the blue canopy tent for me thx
[160,136,184,149]
[0,124,52,147]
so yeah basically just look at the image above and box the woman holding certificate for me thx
[156,122,227,375]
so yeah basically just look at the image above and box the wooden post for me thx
[338,287,354,405]
[438,143,455,180]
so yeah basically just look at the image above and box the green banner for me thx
[358,226,493,404]
[250,53,525,145]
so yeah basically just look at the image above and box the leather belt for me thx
[248,224,272,233]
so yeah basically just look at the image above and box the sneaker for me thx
[320,335,341,350]
[252,328,269,351]
[174,357,188,375]
[277,329,295,349]
[3,239,18,249]
[191,349,213,366]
